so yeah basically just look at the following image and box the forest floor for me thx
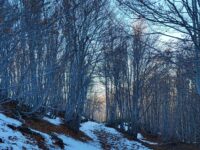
[0,102,199,149]
[0,110,150,150]
[135,131,200,150]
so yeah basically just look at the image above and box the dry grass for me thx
[23,116,91,142]
[1,101,92,149]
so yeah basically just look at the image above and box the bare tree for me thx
[117,0,200,95]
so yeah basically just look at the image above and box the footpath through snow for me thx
[80,121,151,150]
[0,112,152,150]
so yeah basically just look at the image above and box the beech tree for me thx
[61,0,109,131]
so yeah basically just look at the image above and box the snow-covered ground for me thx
[59,134,99,150]
[0,113,152,150]
[81,121,151,150]
[0,113,39,150]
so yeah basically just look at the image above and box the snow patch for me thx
[0,113,22,127]
[43,116,63,126]
[137,133,158,145]
[117,122,129,131]
[30,129,56,148]
[59,134,100,150]
[124,123,128,131]
[137,133,144,139]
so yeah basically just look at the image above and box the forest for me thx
[0,0,200,149]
